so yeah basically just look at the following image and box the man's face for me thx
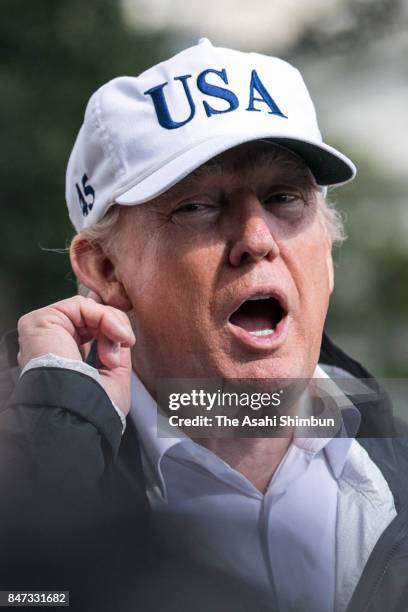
[111,143,333,392]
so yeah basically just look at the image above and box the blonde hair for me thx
[318,194,347,245]
[77,204,121,252]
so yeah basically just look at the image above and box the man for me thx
[1,39,408,612]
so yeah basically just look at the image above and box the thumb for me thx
[99,343,133,416]
[79,291,103,361]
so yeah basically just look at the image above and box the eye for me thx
[264,192,304,205]
[262,190,309,221]
[172,200,221,217]
[174,202,208,214]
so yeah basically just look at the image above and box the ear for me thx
[70,235,132,311]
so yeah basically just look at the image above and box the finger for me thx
[99,344,132,413]
[76,325,98,343]
[79,340,93,362]
[97,333,133,370]
[50,297,136,347]
[97,334,121,369]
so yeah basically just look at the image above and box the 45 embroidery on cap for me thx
[75,173,95,217]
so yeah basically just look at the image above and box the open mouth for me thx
[229,295,286,338]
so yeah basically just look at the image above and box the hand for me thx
[17,294,136,414]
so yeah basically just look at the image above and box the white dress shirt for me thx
[129,366,396,612]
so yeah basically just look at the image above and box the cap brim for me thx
[115,131,356,206]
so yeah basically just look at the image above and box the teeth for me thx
[249,328,275,337]
[247,295,271,301]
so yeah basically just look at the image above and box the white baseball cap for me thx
[66,38,356,231]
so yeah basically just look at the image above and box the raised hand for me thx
[17,294,135,414]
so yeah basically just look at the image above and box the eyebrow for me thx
[152,145,318,208]
[230,146,318,187]
[150,165,223,208]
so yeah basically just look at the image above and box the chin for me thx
[217,354,303,381]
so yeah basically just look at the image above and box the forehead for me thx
[156,141,317,201]
[207,141,311,173]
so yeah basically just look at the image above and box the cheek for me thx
[126,241,221,336]
[282,233,332,318]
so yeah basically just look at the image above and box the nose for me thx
[227,189,280,267]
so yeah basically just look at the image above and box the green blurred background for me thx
[1,0,407,376]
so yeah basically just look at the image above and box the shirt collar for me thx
[305,365,361,479]
[129,365,362,491]
[129,371,184,490]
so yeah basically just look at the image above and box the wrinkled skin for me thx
[87,142,334,396]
